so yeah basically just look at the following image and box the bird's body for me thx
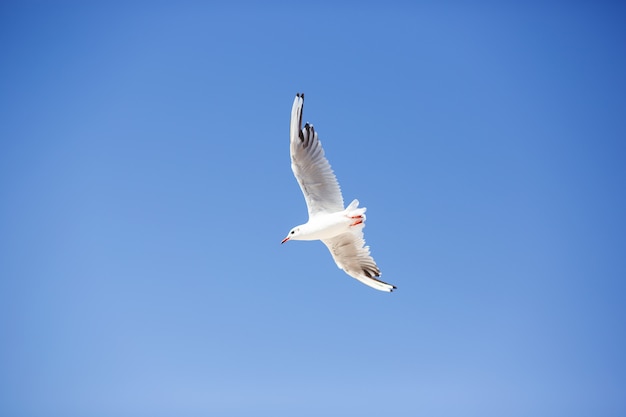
[284,206,361,241]
[281,93,396,292]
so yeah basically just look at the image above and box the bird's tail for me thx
[345,199,366,218]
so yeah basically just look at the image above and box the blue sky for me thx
[1,2,625,416]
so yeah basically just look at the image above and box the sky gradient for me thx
[1,2,625,416]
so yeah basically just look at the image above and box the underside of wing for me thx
[322,230,395,292]
[290,94,344,218]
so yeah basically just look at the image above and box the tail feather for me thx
[346,199,360,210]
[345,199,366,219]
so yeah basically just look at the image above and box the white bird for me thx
[281,93,396,292]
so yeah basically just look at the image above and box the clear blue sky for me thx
[1,2,625,416]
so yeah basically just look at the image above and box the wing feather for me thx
[290,94,344,218]
[322,229,395,292]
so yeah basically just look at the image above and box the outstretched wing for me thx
[322,228,395,292]
[290,93,344,218]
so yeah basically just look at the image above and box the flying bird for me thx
[281,93,396,292]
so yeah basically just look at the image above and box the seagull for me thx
[281,93,396,292]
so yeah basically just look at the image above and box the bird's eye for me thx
[290,230,294,234]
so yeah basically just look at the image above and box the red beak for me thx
[281,237,290,244]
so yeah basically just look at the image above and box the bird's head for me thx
[281,227,302,244]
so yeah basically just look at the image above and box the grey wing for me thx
[322,230,395,292]
[290,93,344,218]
